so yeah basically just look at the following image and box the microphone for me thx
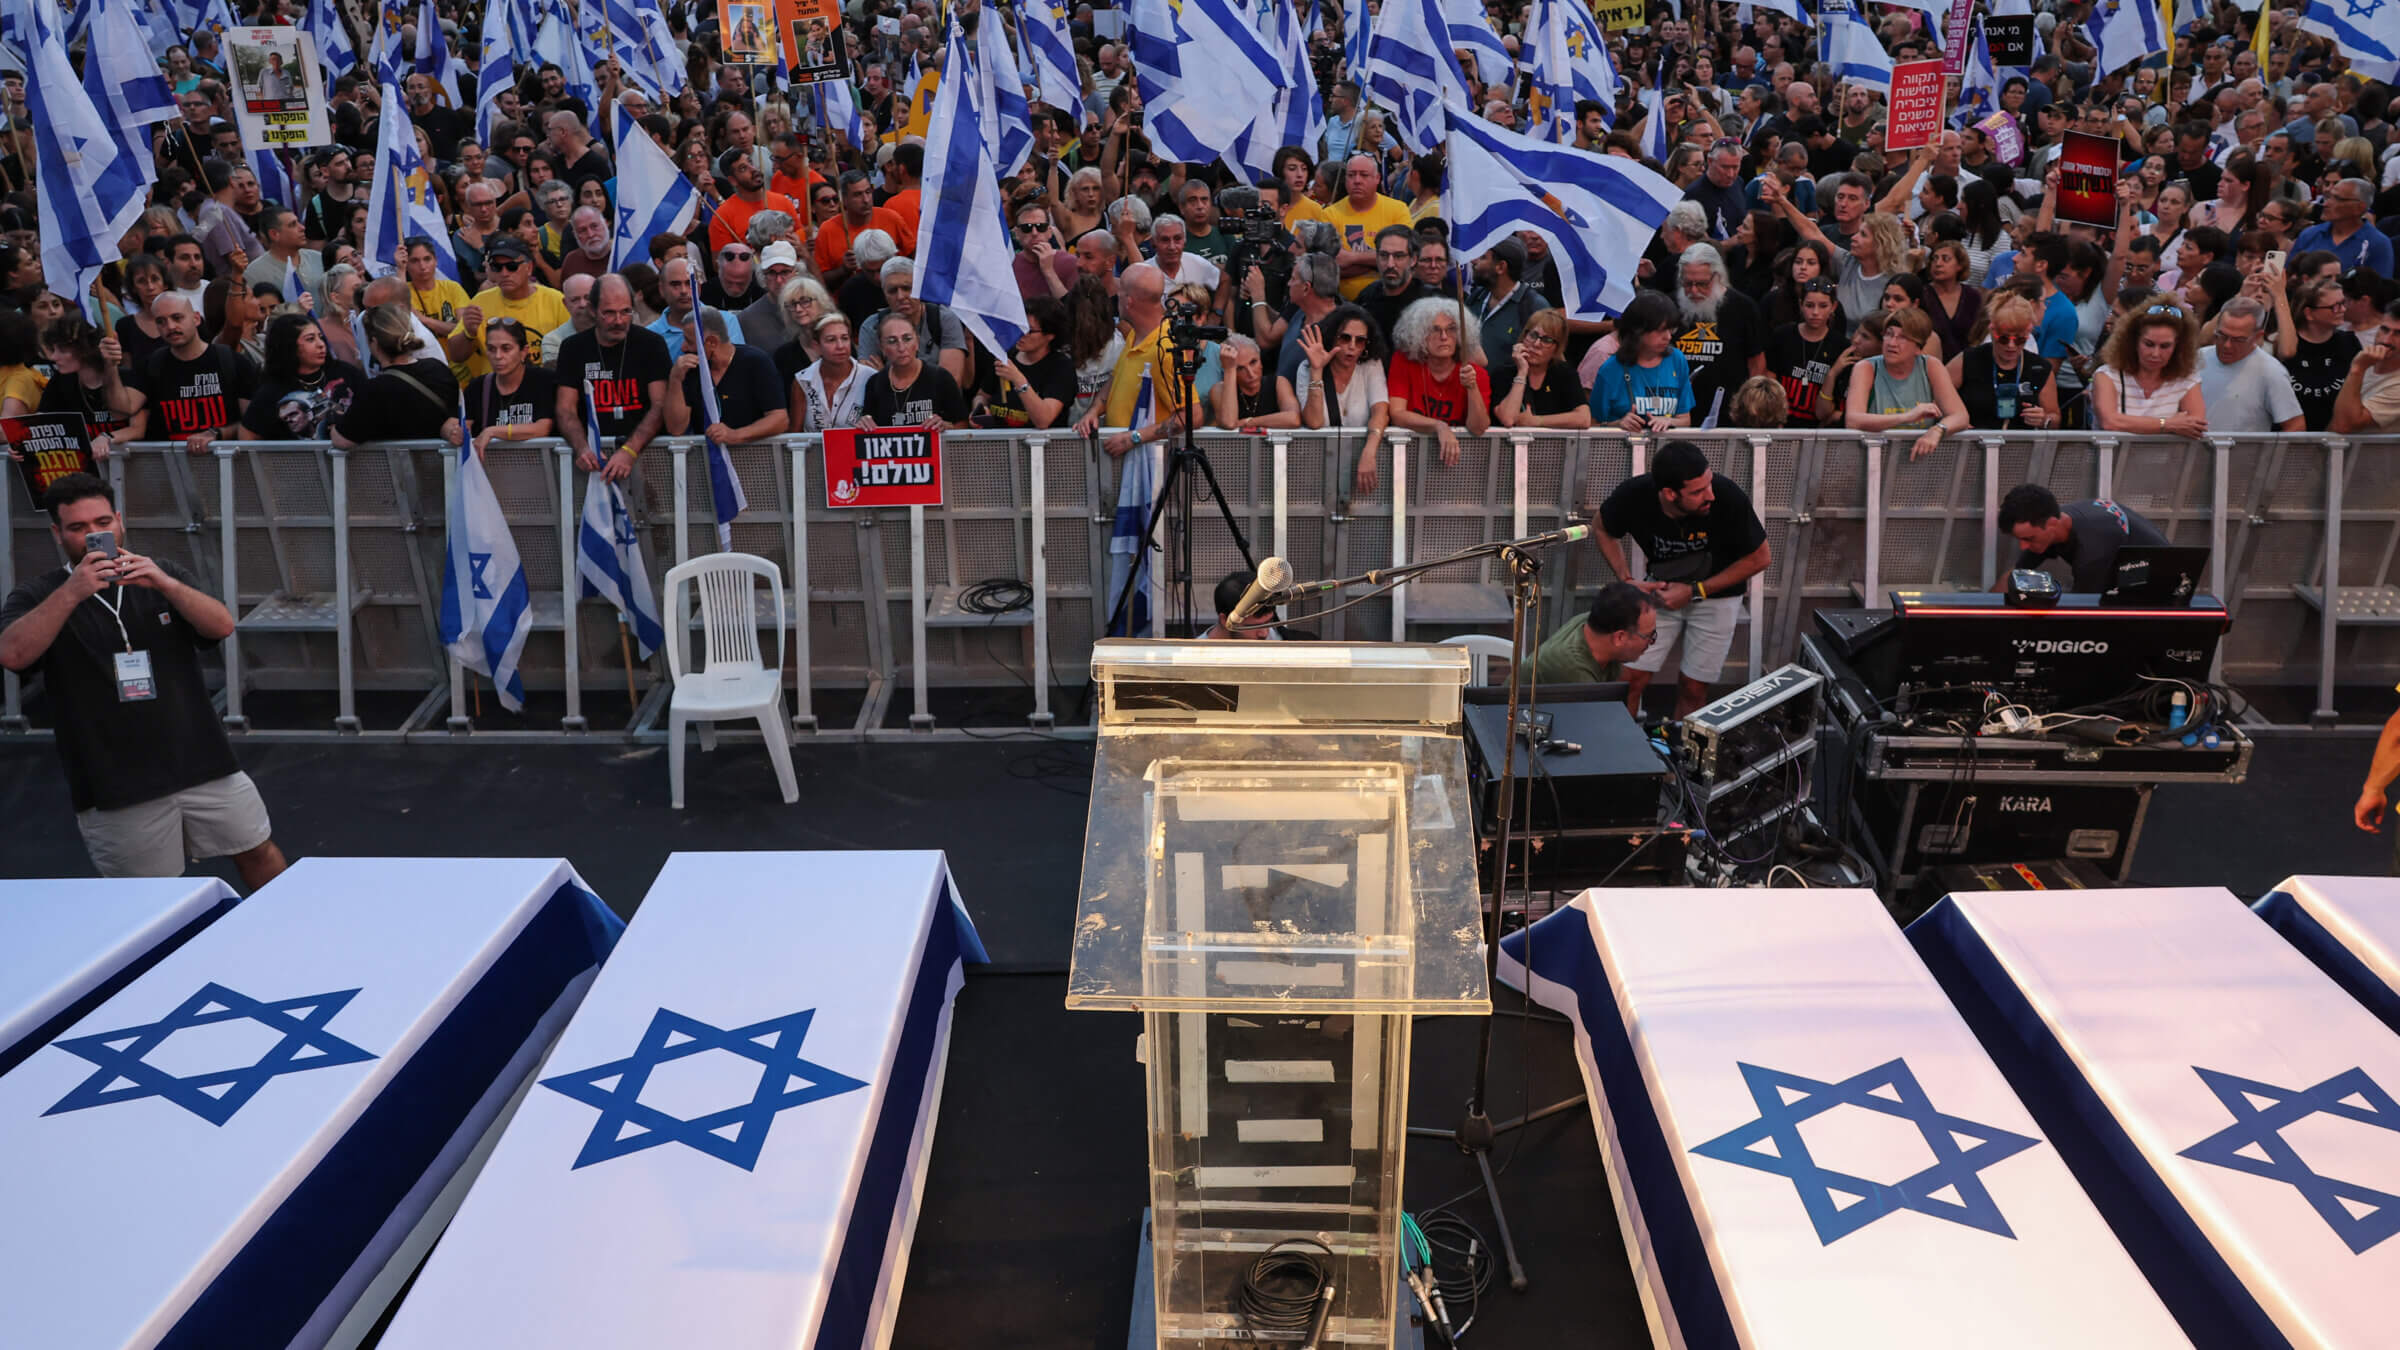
[1501,523,1591,551]
[1224,555,1293,631]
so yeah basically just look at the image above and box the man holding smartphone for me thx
[0,474,287,887]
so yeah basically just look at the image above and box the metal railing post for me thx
[1980,434,2002,583]
[908,502,933,729]
[2318,438,2344,725]
[1510,433,1530,538]
[1026,434,1053,728]
[789,437,816,731]
[1864,435,1885,607]
[1388,429,1410,639]
[558,447,584,731]
[331,448,358,732]
[671,442,692,566]
[2209,436,2232,686]
[444,447,469,731]
[1747,434,1768,680]
[1270,433,1290,622]
[216,444,246,729]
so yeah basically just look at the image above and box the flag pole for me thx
[618,618,638,711]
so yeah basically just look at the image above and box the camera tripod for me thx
[1101,319,1257,639]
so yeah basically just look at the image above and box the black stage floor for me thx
[0,730,2381,1346]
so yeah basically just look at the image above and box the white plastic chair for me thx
[1440,634,1517,686]
[663,552,797,810]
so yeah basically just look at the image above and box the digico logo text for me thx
[2013,639,2109,654]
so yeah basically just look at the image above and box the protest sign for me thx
[2055,130,2123,229]
[824,427,944,508]
[227,29,331,149]
[1887,60,1948,150]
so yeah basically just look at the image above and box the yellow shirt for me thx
[1323,193,1413,298]
[462,285,571,380]
[1103,323,1182,430]
[0,363,48,411]
[408,278,474,382]
[1282,197,1330,230]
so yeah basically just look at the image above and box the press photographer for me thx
[0,474,287,887]
[1217,185,1296,358]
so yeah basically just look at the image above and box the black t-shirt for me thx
[333,358,459,443]
[464,365,562,434]
[976,347,1077,428]
[1516,362,1586,417]
[1673,289,1764,420]
[1599,470,1770,585]
[863,363,969,428]
[141,344,257,439]
[114,315,165,375]
[412,104,472,162]
[37,373,135,443]
[1683,177,1747,241]
[0,557,240,812]
[564,146,614,187]
[1357,280,1432,348]
[2015,498,2169,592]
[700,277,765,311]
[2289,330,2362,432]
[1956,345,2056,432]
[557,327,675,440]
[240,361,366,440]
[678,345,785,434]
[1766,323,1845,423]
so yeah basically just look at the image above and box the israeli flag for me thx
[980,16,1036,178]
[1439,0,1512,90]
[640,7,685,94]
[1954,19,2000,128]
[28,0,147,321]
[474,0,515,146]
[815,77,869,153]
[363,78,458,280]
[609,104,697,271]
[0,877,238,1076]
[915,15,1028,359]
[1823,4,1895,93]
[1020,0,1081,120]
[1341,0,1373,87]
[2297,0,2400,82]
[578,472,666,659]
[251,146,300,211]
[302,0,359,82]
[1232,0,1323,182]
[690,317,748,551]
[2088,0,2169,77]
[441,401,532,711]
[1103,373,1157,637]
[1365,0,1472,155]
[597,0,651,89]
[1524,0,1616,141]
[531,0,570,68]
[82,0,175,192]
[1446,105,1679,318]
[1638,46,1671,160]
[411,0,463,104]
[1130,0,1286,165]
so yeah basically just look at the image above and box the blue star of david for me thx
[2349,0,2387,19]
[44,983,378,1126]
[1690,1058,2041,1244]
[2179,1066,2400,1254]
[540,1007,868,1171]
[468,550,494,599]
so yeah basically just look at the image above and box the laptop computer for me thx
[2100,545,2209,608]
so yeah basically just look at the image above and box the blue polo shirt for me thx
[2291,220,2395,279]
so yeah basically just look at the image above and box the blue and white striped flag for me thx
[1821,3,1895,93]
[1341,0,1373,87]
[441,398,532,711]
[609,103,697,269]
[1637,46,1671,160]
[1954,18,2000,127]
[815,77,869,153]
[2297,0,2400,81]
[981,16,1036,177]
[531,0,570,67]
[577,472,666,658]
[1438,0,1512,90]
[413,0,463,104]
[82,0,175,192]
[1105,373,1156,637]
[642,8,686,94]
[362,77,458,279]
[1130,0,1286,165]
[689,314,748,550]
[2087,0,2168,78]
[1232,0,1323,181]
[915,14,1027,359]
[598,0,652,89]
[251,146,300,210]
[1445,104,1681,319]
[1523,0,1616,141]
[474,0,514,146]
[29,0,148,321]
[1019,0,1081,121]
[1364,0,1471,155]
[302,0,359,82]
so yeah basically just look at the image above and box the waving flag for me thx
[915,14,1028,359]
[302,0,359,82]
[362,78,458,279]
[642,8,686,94]
[441,398,531,712]
[251,147,300,210]
[1822,3,1895,92]
[1444,105,1680,319]
[1438,0,1512,90]
[83,0,176,175]
[2088,0,2169,76]
[1524,0,1617,141]
[475,0,513,146]
[531,0,570,67]
[1130,0,1286,164]
[597,0,653,89]
[577,472,666,658]
[609,104,697,269]
[689,315,748,550]
[1637,46,1670,160]
[2296,0,2400,80]
[1342,0,1373,87]
[1954,17,2000,127]
[1105,375,1157,637]
[1232,0,1324,181]
[981,15,1036,177]
[29,0,147,320]
[1019,0,1081,120]
[815,77,869,153]
[1365,0,1472,154]
[410,0,463,103]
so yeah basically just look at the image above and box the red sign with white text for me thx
[2054,130,2123,229]
[823,426,944,508]
[1886,60,1948,150]
[1941,0,1975,74]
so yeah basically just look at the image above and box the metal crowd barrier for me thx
[2,429,2393,738]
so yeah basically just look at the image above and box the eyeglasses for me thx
[1626,627,1659,647]
[1523,331,1557,347]
[721,250,753,262]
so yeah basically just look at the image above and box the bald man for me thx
[124,294,253,454]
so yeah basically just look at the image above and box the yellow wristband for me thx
[1695,581,1708,600]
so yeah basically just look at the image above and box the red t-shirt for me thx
[1387,353,1491,425]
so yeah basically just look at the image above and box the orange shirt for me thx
[709,189,802,256]
[880,187,921,255]
[814,205,909,278]
[770,168,827,207]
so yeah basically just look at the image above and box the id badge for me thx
[114,649,156,702]
[1995,389,2018,421]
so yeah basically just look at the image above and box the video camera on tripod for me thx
[1163,297,1228,354]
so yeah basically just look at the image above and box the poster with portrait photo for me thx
[227,28,331,149]
[719,0,778,68]
[780,0,851,84]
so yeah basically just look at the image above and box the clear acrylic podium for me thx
[1068,640,1492,1347]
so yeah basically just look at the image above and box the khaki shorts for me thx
[1628,594,1742,684]
[76,772,274,879]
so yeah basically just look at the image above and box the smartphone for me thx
[86,530,117,558]
[2266,249,2287,270]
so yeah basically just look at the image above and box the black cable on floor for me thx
[1235,1238,1335,1335]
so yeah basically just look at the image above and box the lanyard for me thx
[93,583,131,652]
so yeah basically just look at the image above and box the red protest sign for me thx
[1942,0,1974,74]
[5,413,95,500]
[823,426,945,508]
[1886,60,1948,150]
[2054,130,2123,230]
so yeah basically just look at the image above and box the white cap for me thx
[759,242,801,270]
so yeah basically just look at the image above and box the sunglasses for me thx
[1801,279,1838,296]
[721,250,753,262]
[2144,303,2183,316]
[488,257,526,271]
[1333,330,1368,346]
[1014,221,1050,233]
